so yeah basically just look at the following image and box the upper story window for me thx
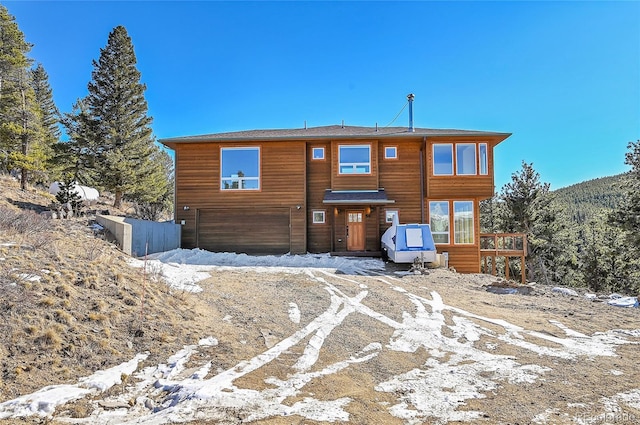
[479,143,488,175]
[339,145,370,174]
[456,144,477,175]
[433,143,488,176]
[220,147,260,190]
[433,144,454,175]
[384,146,397,159]
[312,147,325,160]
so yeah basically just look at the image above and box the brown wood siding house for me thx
[160,125,510,273]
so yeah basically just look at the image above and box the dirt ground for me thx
[179,267,640,425]
[1,262,639,424]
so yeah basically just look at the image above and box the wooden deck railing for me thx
[480,233,527,284]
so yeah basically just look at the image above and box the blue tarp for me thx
[394,224,436,252]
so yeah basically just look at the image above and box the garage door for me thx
[197,208,291,255]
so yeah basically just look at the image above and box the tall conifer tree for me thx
[498,161,577,285]
[82,25,157,208]
[0,4,39,187]
[30,63,60,168]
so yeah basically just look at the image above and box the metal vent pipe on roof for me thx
[407,93,415,132]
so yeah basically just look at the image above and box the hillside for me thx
[0,176,213,403]
[553,173,627,223]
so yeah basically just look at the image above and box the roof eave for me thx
[159,131,512,147]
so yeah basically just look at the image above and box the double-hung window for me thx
[220,147,260,190]
[339,145,370,174]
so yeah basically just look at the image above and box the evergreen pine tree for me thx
[0,4,39,187]
[1,67,43,189]
[30,63,60,176]
[498,161,578,285]
[128,147,174,220]
[612,140,640,251]
[609,140,640,293]
[57,99,100,182]
[0,5,31,100]
[82,25,157,208]
[55,173,82,215]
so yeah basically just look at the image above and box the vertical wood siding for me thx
[307,143,332,252]
[379,140,424,228]
[174,141,306,253]
[425,138,497,200]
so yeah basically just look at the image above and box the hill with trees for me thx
[552,174,627,224]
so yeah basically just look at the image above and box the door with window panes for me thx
[347,210,365,251]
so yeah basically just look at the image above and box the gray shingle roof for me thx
[160,125,511,145]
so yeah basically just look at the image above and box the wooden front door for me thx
[347,210,365,251]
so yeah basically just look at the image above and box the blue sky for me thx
[6,1,639,190]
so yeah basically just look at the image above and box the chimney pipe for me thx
[407,93,415,132]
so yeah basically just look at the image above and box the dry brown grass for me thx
[0,175,209,404]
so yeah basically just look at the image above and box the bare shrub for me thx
[146,261,165,283]
[37,327,63,350]
[0,205,49,237]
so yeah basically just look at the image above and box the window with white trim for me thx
[385,209,398,223]
[433,144,454,175]
[479,143,488,175]
[429,200,475,245]
[456,144,477,175]
[384,146,397,159]
[429,201,450,244]
[454,201,474,244]
[312,147,325,160]
[433,143,489,176]
[220,147,260,190]
[339,145,371,174]
[312,210,326,224]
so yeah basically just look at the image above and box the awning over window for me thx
[322,189,395,205]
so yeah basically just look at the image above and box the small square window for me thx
[384,146,397,159]
[385,210,398,223]
[312,210,326,224]
[312,147,325,160]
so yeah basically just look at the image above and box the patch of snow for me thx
[552,287,579,297]
[288,302,301,324]
[608,296,639,308]
[0,353,147,419]
[198,336,218,347]
[18,273,41,282]
[148,249,385,274]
